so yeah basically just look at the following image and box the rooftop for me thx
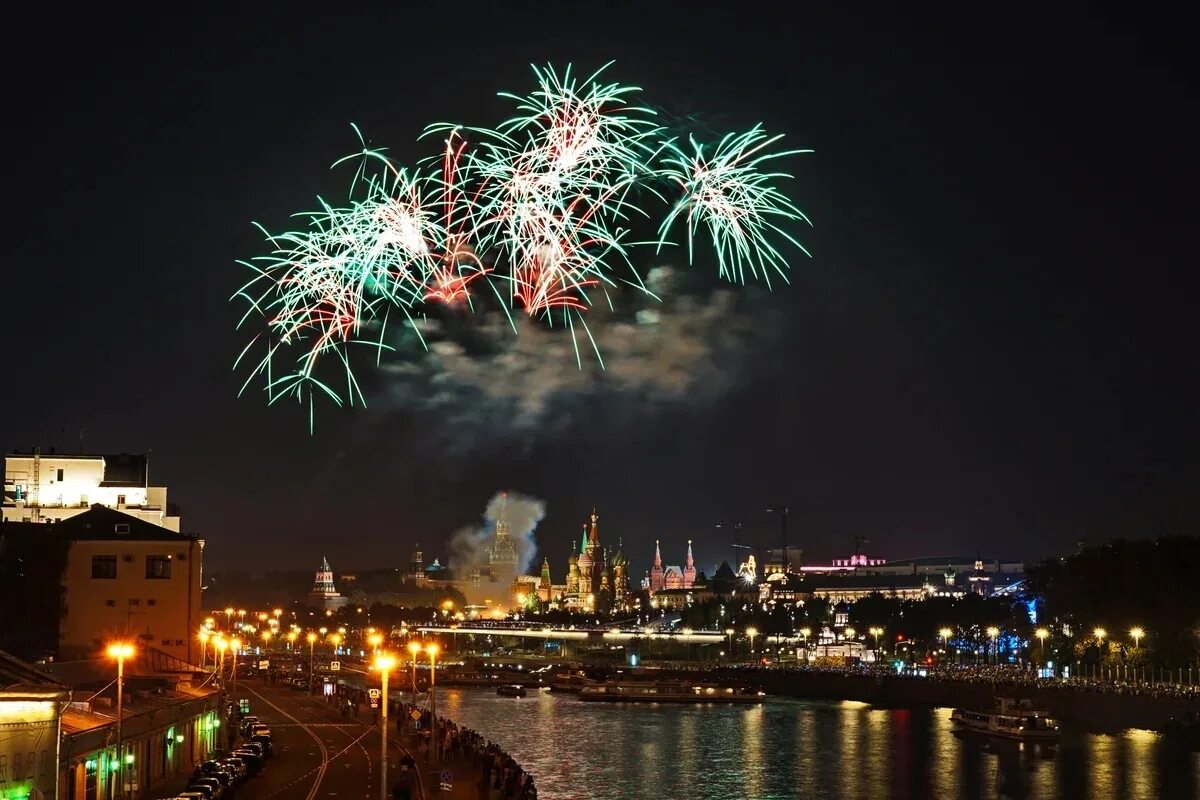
[6,450,149,487]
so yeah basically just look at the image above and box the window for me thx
[105,599,116,607]
[91,555,117,579]
[161,639,171,646]
[27,751,34,778]
[147,598,157,606]
[146,555,171,579]
[56,468,64,481]
[129,598,140,606]
[115,523,130,534]
[117,494,126,505]
[12,753,21,782]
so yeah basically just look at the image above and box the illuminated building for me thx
[561,509,627,610]
[645,540,696,595]
[0,651,70,799]
[309,557,349,610]
[4,449,180,531]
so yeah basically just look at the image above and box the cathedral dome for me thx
[578,550,594,570]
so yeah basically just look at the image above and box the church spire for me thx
[683,539,697,589]
[589,507,600,550]
[654,540,662,568]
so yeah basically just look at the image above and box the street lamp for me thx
[261,629,272,649]
[307,632,318,694]
[286,631,297,651]
[746,627,759,656]
[1129,627,1144,649]
[230,638,242,718]
[329,632,343,655]
[724,628,735,659]
[1034,627,1049,664]
[373,654,397,800]
[106,642,135,800]
[369,633,384,654]
[986,627,1000,665]
[426,643,441,763]
[407,641,422,702]
[224,607,234,629]
[938,627,953,661]
[198,629,210,670]
[869,627,883,659]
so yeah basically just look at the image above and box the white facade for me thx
[2,452,180,531]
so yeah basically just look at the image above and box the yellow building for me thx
[0,651,70,800]
[56,507,204,665]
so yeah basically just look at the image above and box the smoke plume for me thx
[448,490,546,577]
[373,266,782,445]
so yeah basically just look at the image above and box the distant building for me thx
[309,557,349,610]
[645,540,697,595]
[3,449,180,531]
[560,509,627,611]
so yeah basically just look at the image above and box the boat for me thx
[950,697,1060,741]
[578,680,764,704]
[549,672,590,693]
[496,685,527,697]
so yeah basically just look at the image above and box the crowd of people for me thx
[396,701,537,800]
[723,660,1200,698]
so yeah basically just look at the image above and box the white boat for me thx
[951,697,1060,741]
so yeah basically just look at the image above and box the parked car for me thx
[251,732,273,755]
[189,777,223,799]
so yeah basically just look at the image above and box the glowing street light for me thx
[198,629,211,670]
[869,627,884,658]
[372,653,397,800]
[844,627,857,640]
[407,640,422,700]
[307,632,318,694]
[746,627,759,655]
[724,628,735,658]
[224,607,234,629]
[368,633,384,654]
[105,642,135,799]
[426,643,441,762]
[1093,627,1107,647]
[986,626,1000,664]
[1034,627,1049,662]
[1130,627,1144,648]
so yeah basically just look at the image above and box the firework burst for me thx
[233,63,811,426]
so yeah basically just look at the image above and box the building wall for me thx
[59,698,219,800]
[60,539,203,664]
[0,698,61,799]
[3,456,179,531]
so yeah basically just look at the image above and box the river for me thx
[437,688,1200,799]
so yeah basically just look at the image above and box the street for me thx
[233,677,421,800]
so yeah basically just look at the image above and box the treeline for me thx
[1026,535,1200,666]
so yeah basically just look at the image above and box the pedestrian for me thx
[392,763,414,800]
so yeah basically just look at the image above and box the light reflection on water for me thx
[438,688,1200,800]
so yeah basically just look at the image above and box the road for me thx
[232,677,416,800]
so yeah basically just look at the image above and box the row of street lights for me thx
[370,641,441,800]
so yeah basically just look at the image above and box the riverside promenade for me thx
[386,700,537,800]
[708,664,1200,732]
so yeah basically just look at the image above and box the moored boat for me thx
[951,698,1060,741]
[497,684,527,697]
[578,680,764,704]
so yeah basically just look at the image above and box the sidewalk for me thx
[388,729,481,800]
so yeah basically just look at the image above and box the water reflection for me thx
[438,689,1200,800]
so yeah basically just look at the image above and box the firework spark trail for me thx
[233,62,811,427]
[656,125,813,286]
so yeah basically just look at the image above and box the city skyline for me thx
[3,5,1195,574]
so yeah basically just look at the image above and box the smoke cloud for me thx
[373,267,782,445]
[448,490,546,577]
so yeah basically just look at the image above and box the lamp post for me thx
[938,628,953,662]
[799,627,812,660]
[199,629,210,670]
[224,607,234,630]
[1093,627,1107,680]
[369,633,384,655]
[408,641,422,704]
[1130,626,1144,649]
[869,627,883,661]
[1034,627,1049,667]
[725,628,735,660]
[373,654,396,800]
[746,627,759,658]
[307,632,318,694]
[986,627,1000,665]
[230,638,242,719]
[106,642,134,800]
[426,643,440,763]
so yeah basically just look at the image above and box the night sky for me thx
[4,5,1195,577]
